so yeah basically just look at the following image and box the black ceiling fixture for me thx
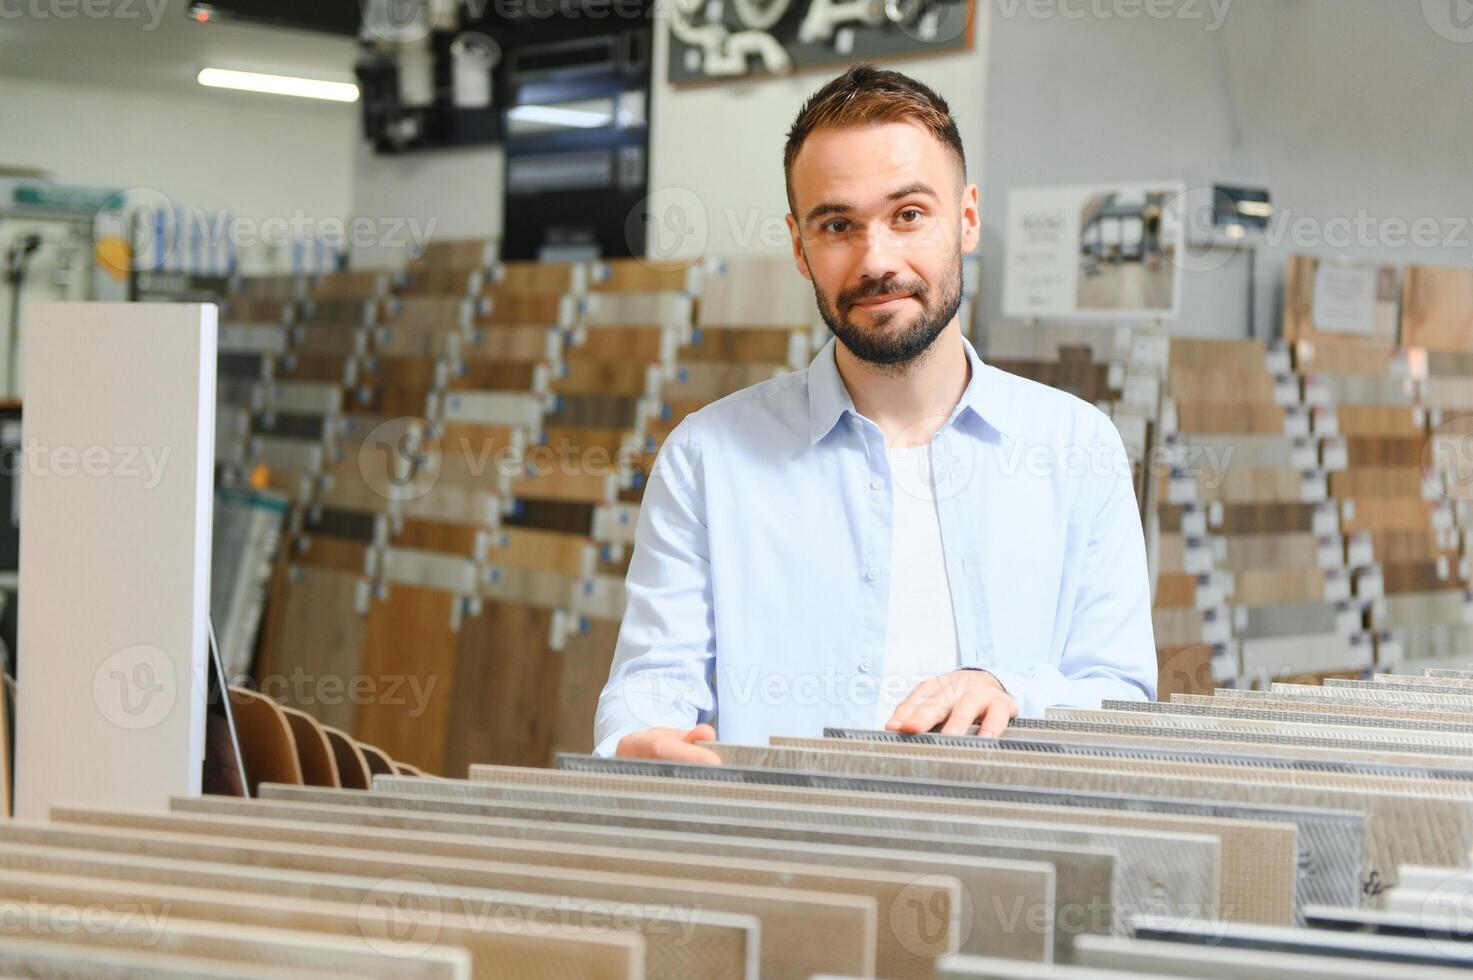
[185,1,363,35]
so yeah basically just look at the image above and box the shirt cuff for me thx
[973,666,1041,718]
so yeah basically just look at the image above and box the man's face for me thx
[786,120,980,368]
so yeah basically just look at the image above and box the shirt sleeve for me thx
[592,418,718,757]
[984,413,1158,716]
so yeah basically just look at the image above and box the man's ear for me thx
[786,212,813,282]
[959,182,981,256]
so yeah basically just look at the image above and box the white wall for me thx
[978,0,1473,340]
[350,141,504,269]
[0,75,357,274]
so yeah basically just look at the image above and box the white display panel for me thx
[1003,181,1185,321]
[14,302,216,818]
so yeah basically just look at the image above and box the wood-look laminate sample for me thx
[511,465,618,505]
[246,786,1054,963]
[1107,697,1473,738]
[1129,912,1473,969]
[461,325,560,362]
[830,725,1473,782]
[1075,934,1466,978]
[355,584,460,774]
[34,814,872,980]
[776,734,1473,894]
[477,292,566,327]
[589,258,691,294]
[681,325,806,364]
[1045,706,1473,756]
[1261,684,1473,709]
[486,526,596,577]
[0,836,738,980]
[1010,712,1473,761]
[462,763,1296,926]
[0,865,636,979]
[555,618,621,757]
[710,739,1455,903]
[504,499,597,535]
[0,878,463,978]
[415,238,495,269]
[0,939,347,979]
[1403,265,1473,351]
[237,783,1112,962]
[553,750,1362,917]
[252,565,366,734]
[391,517,484,558]
[488,261,580,295]
[554,359,656,397]
[310,271,389,302]
[291,536,374,580]
[570,327,674,363]
[366,773,1218,928]
[1283,255,1400,346]
[449,360,545,394]
[114,801,948,979]
[444,601,561,773]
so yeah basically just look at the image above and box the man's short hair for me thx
[783,63,967,218]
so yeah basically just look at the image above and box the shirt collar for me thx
[806,334,1013,446]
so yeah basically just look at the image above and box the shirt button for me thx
[864,568,878,582]
[858,659,872,673]
[870,478,883,491]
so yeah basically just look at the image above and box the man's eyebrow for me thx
[887,181,939,202]
[803,201,851,227]
[802,182,941,227]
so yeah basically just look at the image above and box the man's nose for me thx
[851,225,905,285]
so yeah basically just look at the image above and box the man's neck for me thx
[834,318,970,449]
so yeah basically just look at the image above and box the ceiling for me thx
[0,0,356,94]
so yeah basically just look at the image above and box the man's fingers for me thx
[939,694,990,736]
[977,696,1018,738]
[616,724,720,763]
[883,680,942,733]
[683,724,717,744]
[888,681,953,734]
[653,737,722,765]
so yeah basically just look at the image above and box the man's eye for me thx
[824,220,850,233]
[899,209,922,223]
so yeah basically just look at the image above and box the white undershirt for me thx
[875,443,962,727]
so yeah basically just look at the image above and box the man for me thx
[594,64,1155,763]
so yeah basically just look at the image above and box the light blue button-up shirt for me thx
[593,334,1156,756]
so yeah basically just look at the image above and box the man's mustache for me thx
[840,279,929,308]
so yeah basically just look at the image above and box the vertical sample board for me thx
[15,303,216,817]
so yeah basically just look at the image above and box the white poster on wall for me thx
[1003,181,1185,321]
[1311,261,1378,335]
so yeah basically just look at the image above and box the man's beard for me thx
[811,251,964,369]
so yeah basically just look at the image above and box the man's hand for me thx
[615,723,721,764]
[884,670,1019,738]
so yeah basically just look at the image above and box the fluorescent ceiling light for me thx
[507,104,612,129]
[197,68,359,103]
[1236,200,1273,218]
